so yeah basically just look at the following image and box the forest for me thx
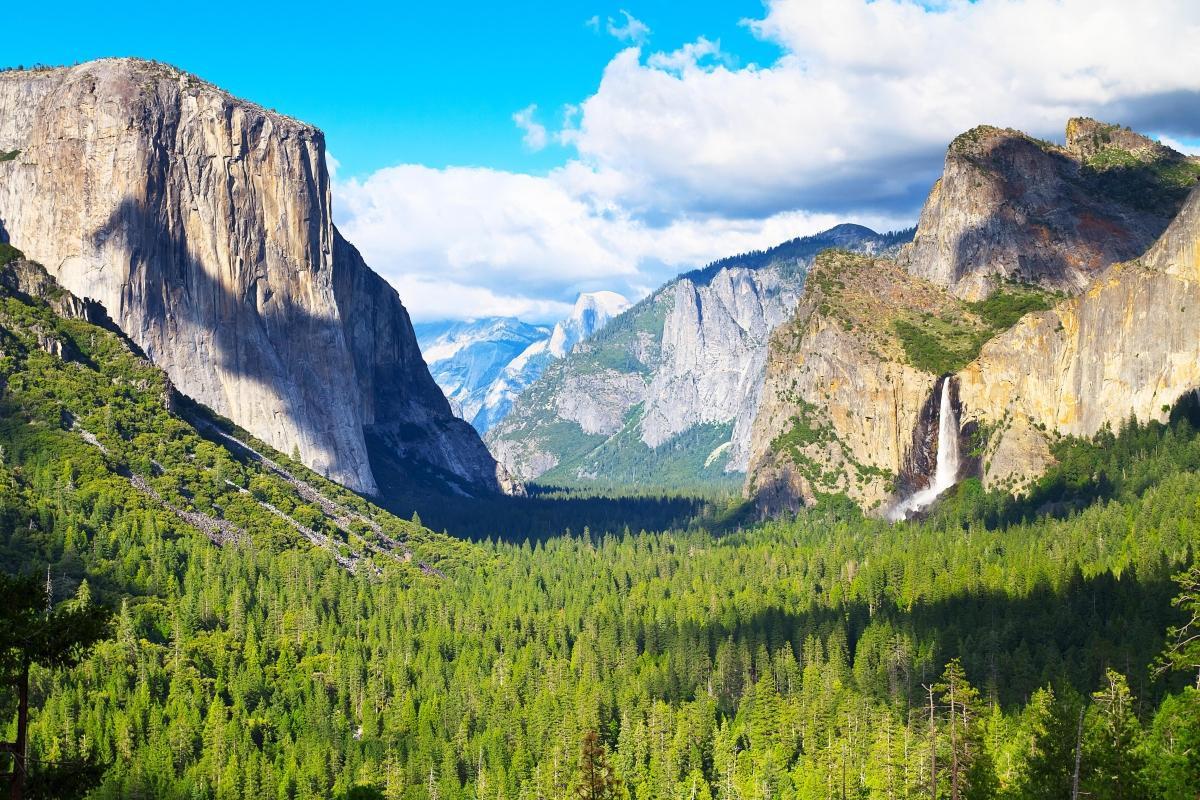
[0,262,1198,798]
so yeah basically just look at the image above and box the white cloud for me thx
[585,15,600,32]
[333,163,905,321]
[512,104,548,151]
[1157,133,1200,156]
[646,37,726,74]
[606,10,650,45]
[336,0,1200,321]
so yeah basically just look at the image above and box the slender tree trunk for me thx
[926,685,937,800]
[949,680,959,800]
[885,721,895,800]
[1071,707,1084,800]
[9,662,28,800]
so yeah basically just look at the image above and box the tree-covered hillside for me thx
[1,257,1198,798]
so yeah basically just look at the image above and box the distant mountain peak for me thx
[548,291,631,358]
[416,293,629,434]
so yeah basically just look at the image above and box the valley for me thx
[1,36,1199,800]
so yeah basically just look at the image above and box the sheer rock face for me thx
[641,266,801,463]
[486,264,801,484]
[0,59,504,495]
[901,121,1185,300]
[957,183,1200,485]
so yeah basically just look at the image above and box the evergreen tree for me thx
[575,731,620,800]
[1081,670,1148,800]
[0,573,111,800]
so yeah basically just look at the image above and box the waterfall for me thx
[888,377,961,521]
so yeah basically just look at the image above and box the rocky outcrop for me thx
[547,291,630,358]
[902,120,1196,299]
[957,183,1200,487]
[487,225,912,488]
[640,265,801,467]
[743,252,944,513]
[0,58,505,495]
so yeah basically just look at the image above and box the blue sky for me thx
[8,1,1200,322]
[6,1,778,178]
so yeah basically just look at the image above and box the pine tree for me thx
[0,573,111,800]
[933,659,991,800]
[1081,670,1148,800]
[575,730,620,800]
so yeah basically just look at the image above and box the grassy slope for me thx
[804,250,1058,376]
[0,262,468,584]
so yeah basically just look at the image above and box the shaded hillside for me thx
[0,253,462,578]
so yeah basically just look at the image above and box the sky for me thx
[8,0,1200,322]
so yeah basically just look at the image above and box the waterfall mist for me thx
[888,377,961,521]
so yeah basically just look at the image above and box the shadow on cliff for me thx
[944,135,1189,288]
[87,196,504,501]
[82,197,714,541]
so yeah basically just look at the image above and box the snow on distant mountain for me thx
[548,291,631,358]
[416,292,630,434]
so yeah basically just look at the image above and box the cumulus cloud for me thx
[1157,134,1200,156]
[335,0,1200,321]
[333,163,904,321]
[512,104,548,151]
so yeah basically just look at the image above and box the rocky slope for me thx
[486,225,912,490]
[958,182,1200,491]
[902,118,1195,299]
[415,291,628,435]
[0,58,504,496]
[744,118,1200,515]
[416,317,552,431]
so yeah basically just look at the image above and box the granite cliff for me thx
[902,119,1194,299]
[958,182,1200,492]
[0,59,505,496]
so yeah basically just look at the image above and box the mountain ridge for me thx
[744,118,1200,516]
[415,290,629,434]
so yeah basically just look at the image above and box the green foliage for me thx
[0,263,1198,798]
[967,283,1057,331]
[892,317,976,375]
[1083,146,1200,215]
[894,283,1057,375]
[539,410,739,493]
[0,242,24,265]
[0,149,19,162]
